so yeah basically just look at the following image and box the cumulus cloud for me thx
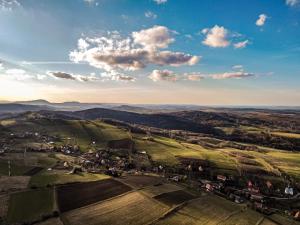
[0,0,20,11]
[256,14,268,26]
[234,40,249,49]
[70,26,199,72]
[0,62,4,70]
[211,71,255,79]
[132,25,174,49]
[202,25,230,48]
[286,0,299,6]
[145,11,157,19]
[153,0,167,4]
[149,69,177,82]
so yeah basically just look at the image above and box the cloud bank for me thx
[70,26,199,72]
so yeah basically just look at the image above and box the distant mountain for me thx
[15,99,51,105]
[0,103,54,114]
[110,105,157,114]
[41,108,218,135]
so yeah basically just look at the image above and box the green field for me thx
[0,161,32,176]
[29,171,109,187]
[1,118,130,151]
[156,195,264,225]
[6,188,55,224]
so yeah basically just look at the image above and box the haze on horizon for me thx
[0,0,299,106]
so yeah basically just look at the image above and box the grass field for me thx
[156,195,262,225]
[6,188,55,224]
[29,171,109,187]
[63,191,169,225]
[2,118,130,151]
[0,160,32,176]
[272,131,300,139]
[142,183,183,197]
[0,152,57,175]
[134,135,238,171]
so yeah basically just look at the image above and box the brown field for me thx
[63,191,169,225]
[154,190,196,206]
[117,175,164,188]
[57,179,132,212]
[0,176,30,192]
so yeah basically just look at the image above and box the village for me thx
[1,124,300,223]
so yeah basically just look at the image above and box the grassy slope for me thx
[6,188,54,224]
[2,117,300,180]
[157,195,263,225]
[3,118,129,151]
[29,172,109,187]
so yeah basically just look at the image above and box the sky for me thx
[0,0,299,105]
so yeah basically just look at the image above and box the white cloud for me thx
[234,40,249,49]
[153,0,167,5]
[185,34,193,40]
[100,70,135,82]
[202,25,230,48]
[286,0,299,6]
[132,25,174,49]
[232,65,244,71]
[184,73,205,81]
[70,26,199,72]
[256,14,268,26]
[0,0,20,11]
[4,68,34,80]
[0,62,4,70]
[149,69,177,82]
[211,71,255,79]
[145,11,157,19]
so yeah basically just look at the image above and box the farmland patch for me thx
[6,188,55,224]
[0,176,30,192]
[57,179,132,212]
[118,175,164,188]
[63,191,169,225]
[154,190,196,206]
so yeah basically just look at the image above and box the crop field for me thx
[118,175,164,188]
[57,179,132,212]
[154,190,196,206]
[0,153,57,173]
[156,195,261,225]
[62,191,169,225]
[0,176,30,192]
[0,194,9,218]
[142,183,183,197]
[0,160,33,176]
[29,170,109,187]
[6,188,55,224]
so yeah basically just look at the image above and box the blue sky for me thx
[0,0,299,105]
